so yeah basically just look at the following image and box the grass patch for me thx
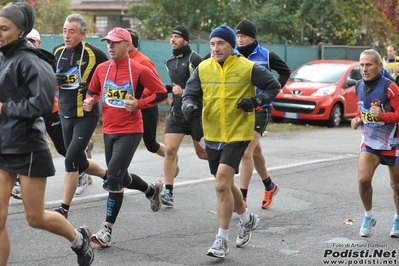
[267,122,316,132]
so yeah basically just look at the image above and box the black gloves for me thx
[165,84,173,93]
[79,83,89,93]
[183,103,198,121]
[55,73,66,86]
[237,97,262,113]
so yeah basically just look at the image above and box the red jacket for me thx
[88,56,167,134]
[129,49,160,97]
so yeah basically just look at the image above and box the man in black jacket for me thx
[160,25,208,207]
[52,13,108,218]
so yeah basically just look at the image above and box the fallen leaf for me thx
[343,219,356,225]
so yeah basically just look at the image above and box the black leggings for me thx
[142,106,160,153]
[43,111,66,157]
[104,133,142,191]
[60,116,99,172]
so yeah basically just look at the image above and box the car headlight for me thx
[311,86,336,96]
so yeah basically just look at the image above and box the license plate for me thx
[284,112,298,119]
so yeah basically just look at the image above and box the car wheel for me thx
[272,116,284,123]
[327,104,342,127]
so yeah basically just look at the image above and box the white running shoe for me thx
[236,213,260,247]
[75,173,89,195]
[91,224,112,247]
[11,181,22,199]
[207,237,229,258]
[359,216,377,238]
[146,179,163,212]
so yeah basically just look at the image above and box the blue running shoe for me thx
[161,189,174,207]
[390,219,399,237]
[359,216,376,237]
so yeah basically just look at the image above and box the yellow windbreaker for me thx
[198,55,256,142]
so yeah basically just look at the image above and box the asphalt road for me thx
[7,122,399,265]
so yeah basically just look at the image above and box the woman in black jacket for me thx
[0,2,93,266]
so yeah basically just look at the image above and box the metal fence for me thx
[41,36,371,111]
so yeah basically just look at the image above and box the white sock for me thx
[71,229,83,248]
[217,228,229,241]
[238,210,250,225]
[394,214,399,221]
[364,210,374,218]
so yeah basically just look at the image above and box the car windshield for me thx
[289,63,349,83]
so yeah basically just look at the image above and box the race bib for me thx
[103,80,133,108]
[359,102,385,127]
[59,66,80,90]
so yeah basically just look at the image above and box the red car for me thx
[271,60,361,127]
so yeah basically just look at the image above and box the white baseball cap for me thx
[27,29,40,41]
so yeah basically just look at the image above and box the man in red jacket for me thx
[83,27,168,247]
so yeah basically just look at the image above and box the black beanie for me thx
[235,19,256,39]
[126,28,140,48]
[131,34,139,48]
[15,2,35,36]
[171,25,190,42]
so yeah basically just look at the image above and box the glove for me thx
[183,103,198,121]
[55,73,67,86]
[237,97,260,113]
[165,84,173,93]
[79,83,88,93]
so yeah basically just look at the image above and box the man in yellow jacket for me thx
[382,44,399,81]
[182,24,280,258]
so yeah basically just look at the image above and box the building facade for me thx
[72,0,141,35]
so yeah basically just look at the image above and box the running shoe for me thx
[85,141,94,185]
[91,224,112,247]
[75,173,89,195]
[261,183,279,209]
[86,140,94,159]
[88,175,93,185]
[390,219,399,237]
[359,216,377,237]
[174,154,179,178]
[71,226,94,266]
[146,179,163,212]
[236,213,260,247]
[102,179,109,191]
[55,206,69,219]
[161,189,174,206]
[207,236,229,258]
[11,181,22,199]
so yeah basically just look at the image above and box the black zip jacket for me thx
[53,41,108,118]
[0,38,56,153]
[164,45,203,118]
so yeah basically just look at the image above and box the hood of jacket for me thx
[0,37,56,70]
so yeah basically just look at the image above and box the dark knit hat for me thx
[126,28,140,48]
[131,34,139,48]
[235,19,257,39]
[171,25,189,42]
[209,25,236,48]
[0,2,35,36]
